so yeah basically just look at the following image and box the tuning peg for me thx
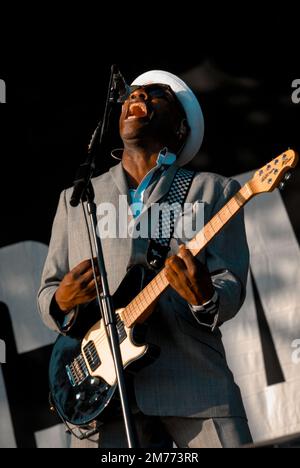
[279,182,285,191]
[284,172,292,181]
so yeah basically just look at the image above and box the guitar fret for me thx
[134,306,142,319]
[150,281,157,292]
[212,216,220,228]
[152,277,160,291]
[225,203,232,216]
[160,273,168,287]
[143,291,151,303]
[209,221,216,232]
[230,198,239,211]
[153,274,165,292]
[148,281,157,295]
[217,212,223,224]
[123,303,132,320]
[218,209,229,223]
[136,295,143,307]
[135,300,145,314]
[148,282,156,296]
[205,225,215,241]
[143,287,152,302]
[227,200,232,216]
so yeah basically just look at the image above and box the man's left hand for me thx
[165,245,214,306]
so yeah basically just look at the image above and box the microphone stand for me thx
[70,65,138,448]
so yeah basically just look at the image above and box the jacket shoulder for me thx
[190,171,241,200]
[63,168,112,201]
[193,171,240,188]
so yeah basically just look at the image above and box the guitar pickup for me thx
[83,341,101,372]
[116,315,127,343]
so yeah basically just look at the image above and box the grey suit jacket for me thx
[38,162,249,418]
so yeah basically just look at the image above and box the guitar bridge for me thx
[66,353,89,387]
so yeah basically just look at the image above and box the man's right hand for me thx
[55,259,101,314]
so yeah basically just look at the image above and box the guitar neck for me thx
[122,182,254,328]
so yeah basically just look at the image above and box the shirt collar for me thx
[128,148,176,212]
[156,148,177,166]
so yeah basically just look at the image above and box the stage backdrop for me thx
[222,173,300,442]
[0,173,299,447]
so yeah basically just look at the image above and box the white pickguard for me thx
[81,308,148,386]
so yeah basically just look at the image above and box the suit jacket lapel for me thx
[108,160,181,233]
[109,162,131,201]
[109,161,179,207]
[144,163,179,208]
[106,161,180,269]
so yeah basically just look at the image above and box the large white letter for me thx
[97,202,117,238]
[0,79,6,103]
[0,339,5,364]
[291,79,300,104]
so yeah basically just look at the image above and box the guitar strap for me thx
[147,167,195,270]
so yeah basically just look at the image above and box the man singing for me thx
[38,70,252,448]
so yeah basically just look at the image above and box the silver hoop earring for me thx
[111,148,123,161]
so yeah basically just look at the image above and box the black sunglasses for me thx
[129,83,177,101]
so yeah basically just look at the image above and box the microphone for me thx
[111,65,131,103]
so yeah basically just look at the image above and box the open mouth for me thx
[126,102,148,120]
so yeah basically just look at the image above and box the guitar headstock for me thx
[249,149,299,194]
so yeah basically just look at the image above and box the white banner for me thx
[0,241,68,448]
[222,172,300,442]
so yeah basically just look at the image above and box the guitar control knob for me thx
[90,377,101,386]
[89,393,100,404]
[75,391,86,401]
[100,384,110,394]
[279,182,285,191]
